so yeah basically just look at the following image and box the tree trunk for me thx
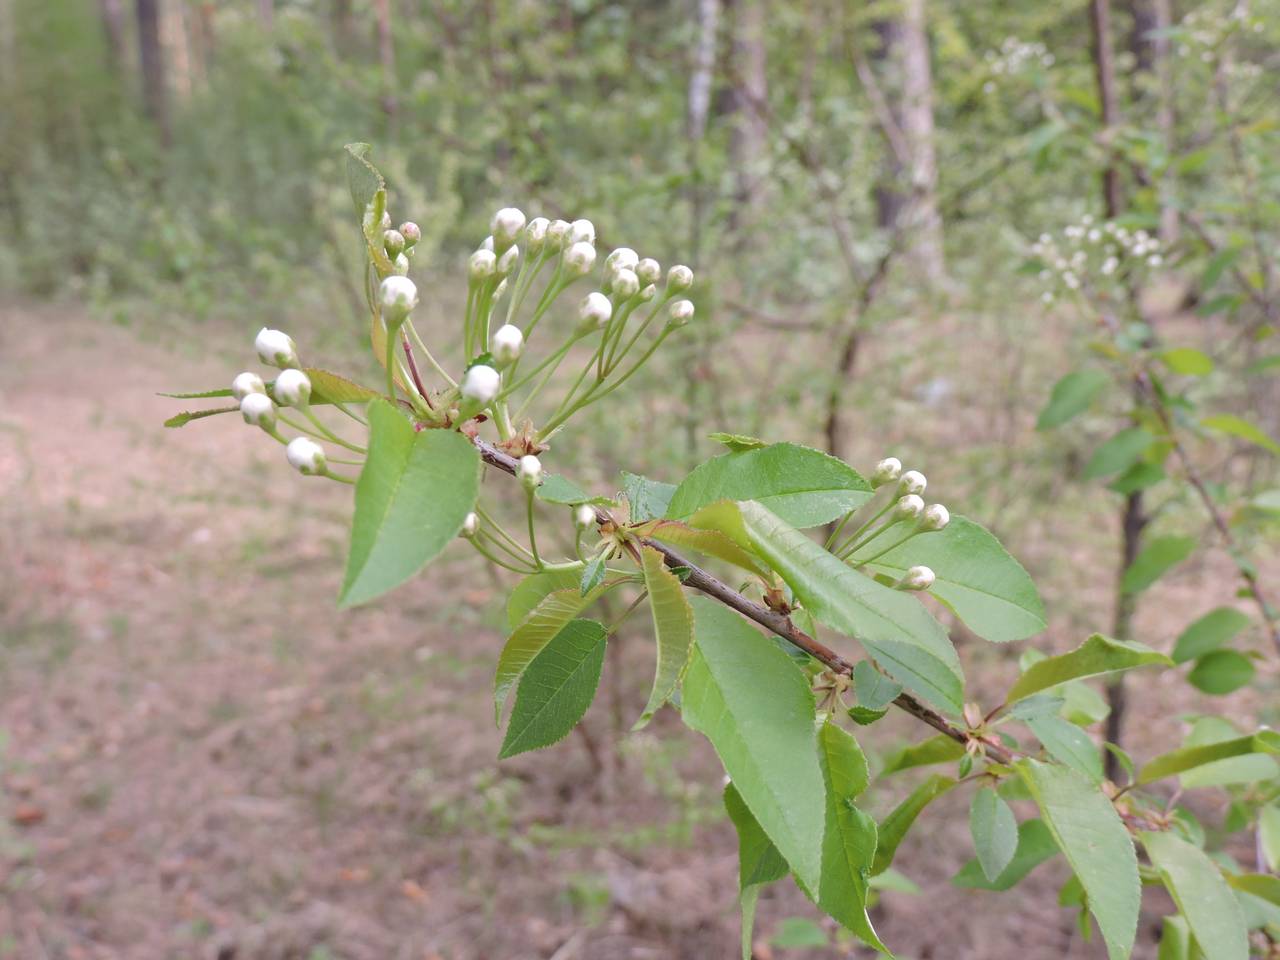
[98,0,127,75]
[136,0,170,143]
[1129,0,1177,243]
[727,0,768,220]
[872,0,944,282]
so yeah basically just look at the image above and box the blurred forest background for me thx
[1,0,1278,957]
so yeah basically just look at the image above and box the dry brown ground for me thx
[0,305,1274,960]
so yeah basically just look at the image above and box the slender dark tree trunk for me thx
[98,0,127,75]
[1130,0,1177,243]
[136,0,170,143]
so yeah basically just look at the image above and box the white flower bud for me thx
[460,512,480,538]
[490,207,526,247]
[461,364,501,405]
[379,210,392,230]
[383,228,406,258]
[667,264,694,291]
[480,235,494,252]
[286,436,326,475]
[273,368,312,407]
[636,258,661,285]
[667,299,695,326]
[490,324,525,365]
[379,275,418,319]
[579,291,612,328]
[469,248,497,282]
[255,328,298,368]
[496,244,520,277]
[569,219,595,245]
[639,284,656,302]
[871,457,902,487]
[920,503,950,531]
[895,494,925,520]
[518,454,543,488]
[546,219,571,249]
[399,221,421,247]
[898,565,936,591]
[574,503,596,529]
[240,392,276,428]
[563,241,597,276]
[899,470,927,496]
[494,278,509,300]
[605,247,639,272]
[611,268,640,300]
[524,217,549,255]
[393,252,410,276]
[231,371,266,401]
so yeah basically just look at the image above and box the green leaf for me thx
[634,547,695,728]
[1187,650,1255,695]
[579,552,607,595]
[953,819,1058,890]
[667,442,872,529]
[1172,607,1252,663]
[339,402,481,607]
[1157,915,1194,960]
[536,474,613,507]
[506,567,582,630]
[632,519,769,577]
[708,431,768,451]
[163,405,239,427]
[1227,873,1280,907]
[681,599,827,892]
[1178,719,1280,788]
[1108,462,1166,494]
[1202,413,1280,455]
[1160,348,1215,376]
[1026,714,1103,782]
[1260,804,1280,873]
[1037,369,1109,430]
[621,470,676,522]
[495,582,616,723]
[771,917,828,948]
[1142,831,1248,960]
[1006,633,1171,703]
[303,368,379,405]
[859,516,1047,642]
[695,500,964,715]
[1017,760,1139,960]
[880,734,965,775]
[1121,535,1197,594]
[871,774,956,875]
[725,784,788,960]
[499,619,607,759]
[809,722,887,953]
[159,387,234,399]
[1083,427,1155,479]
[344,141,384,216]
[853,661,902,711]
[970,787,1019,882]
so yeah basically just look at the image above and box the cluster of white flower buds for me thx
[1030,215,1164,304]
[1176,6,1264,65]
[382,218,421,275]
[982,36,1054,92]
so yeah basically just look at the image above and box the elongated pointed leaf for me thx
[1178,718,1280,788]
[860,516,1046,642]
[872,774,956,875]
[681,599,826,892]
[339,401,481,607]
[621,470,676,522]
[634,547,695,728]
[1142,831,1248,960]
[694,500,963,715]
[164,405,239,427]
[667,443,872,528]
[953,819,1057,890]
[1017,760,1139,960]
[1037,369,1109,430]
[494,582,616,723]
[506,567,584,630]
[809,722,886,953]
[1026,714,1103,782]
[1171,607,1251,664]
[1006,633,1171,703]
[971,787,1019,882]
[725,784,788,960]
[853,661,901,711]
[1201,413,1280,455]
[880,734,965,775]
[499,619,607,759]
[1121,535,1197,595]
[632,519,769,577]
[1187,650,1255,694]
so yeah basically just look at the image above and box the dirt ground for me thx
[0,305,1273,959]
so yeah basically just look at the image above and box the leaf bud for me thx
[897,565,936,591]
[578,291,612,329]
[636,258,661,286]
[379,275,418,321]
[231,371,266,401]
[383,229,406,259]
[574,503,596,529]
[895,494,925,520]
[518,454,543,489]
[240,392,276,428]
[667,299,695,327]
[490,324,525,366]
[469,248,497,282]
[898,470,927,496]
[398,221,421,247]
[920,503,950,531]
[872,457,903,487]
[286,436,326,475]
[273,368,312,407]
[461,364,501,405]
[255,328,299,368]
[563,241,597,276]
[460,512,480,538]
[490,207,526,249]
